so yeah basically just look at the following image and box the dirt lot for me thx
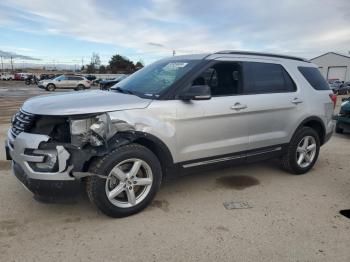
[0,81,349,261]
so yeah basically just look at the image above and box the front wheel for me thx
[46,84,55,91]
[281,127,320,175]
[86,144,162,217]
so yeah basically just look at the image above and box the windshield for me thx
[114,59,200,97]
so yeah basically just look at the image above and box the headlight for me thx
[70,114,110,147]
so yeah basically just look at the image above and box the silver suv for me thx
[5,51,335,217]
[38,74,92,91]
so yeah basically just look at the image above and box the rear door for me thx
[67,76,79,88]
[241,61,305,150]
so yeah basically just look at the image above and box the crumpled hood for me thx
[22,90,152,115]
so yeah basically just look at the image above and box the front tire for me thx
[281,127,320,175]
[86,144,162,217]
[46,84,55,91]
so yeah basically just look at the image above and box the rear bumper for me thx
[12,162,81,197]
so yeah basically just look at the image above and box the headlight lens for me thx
[70,114,109,147]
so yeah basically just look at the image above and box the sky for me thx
[0,0,349,68]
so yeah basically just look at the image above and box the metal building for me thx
[310,52,350,82]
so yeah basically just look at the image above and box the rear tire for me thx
[86,144,162,218]
[46,84,55,91]
[75,84,85,91]
[281,127,320,175]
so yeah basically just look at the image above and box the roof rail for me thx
[214,50,309,62]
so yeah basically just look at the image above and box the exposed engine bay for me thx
[8,111,140,179]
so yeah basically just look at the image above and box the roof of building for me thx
[311,52,350,61]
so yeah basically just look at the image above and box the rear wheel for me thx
[86,144,162,217]
[281,127,320,174]
[75,84,85,91]
[46,84,55,91]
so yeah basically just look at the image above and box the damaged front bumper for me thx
[6,130,74,181]
[6,130,81,196]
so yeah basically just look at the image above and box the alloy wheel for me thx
[105,158,153,208]
[295,136,317,168]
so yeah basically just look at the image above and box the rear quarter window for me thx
[298,66,330,90]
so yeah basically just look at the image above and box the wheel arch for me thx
[107,131,175,179]
[295,116,326,145]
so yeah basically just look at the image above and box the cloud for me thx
[1,0,350,61]
[0,50,41,60]
[147,42,165,48]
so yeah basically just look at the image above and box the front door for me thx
[175,61,250,163]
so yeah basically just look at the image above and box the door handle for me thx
[231,103,248,110]
[291,97,303,105]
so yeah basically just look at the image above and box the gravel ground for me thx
[0,81,349,262]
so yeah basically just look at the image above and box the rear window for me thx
[298,67,330,90]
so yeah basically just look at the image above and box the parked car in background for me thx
[39,74,58,80]
[85,75,96,81]
[337,81,350,95]
[38,74,92,91]
[5,51,335,217]
[1,72,14,80]
[14,73,30,80]
[14,73,22,80]
[328,79,343,93]
[334,97,350,133]
[99,74,128,90]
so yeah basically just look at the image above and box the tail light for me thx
[329,93,337,109]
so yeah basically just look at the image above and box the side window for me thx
[245,62,296,94]
[56,75,67,81]
[192,62,242,96]
[67,76,75,80]
[298,66,330,90]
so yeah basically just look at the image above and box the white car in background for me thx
[38,74,92,91]
[1,72,14,80]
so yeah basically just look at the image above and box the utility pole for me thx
[10,56,14,71]
[81,57,84,69]
[0,56,3,72]
[172,50,176,56]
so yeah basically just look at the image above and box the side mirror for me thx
[178,85,211,100]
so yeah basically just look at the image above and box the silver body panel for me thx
[22,90,151,115]
[7,52,334,181]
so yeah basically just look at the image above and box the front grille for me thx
[11,110,36,138]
